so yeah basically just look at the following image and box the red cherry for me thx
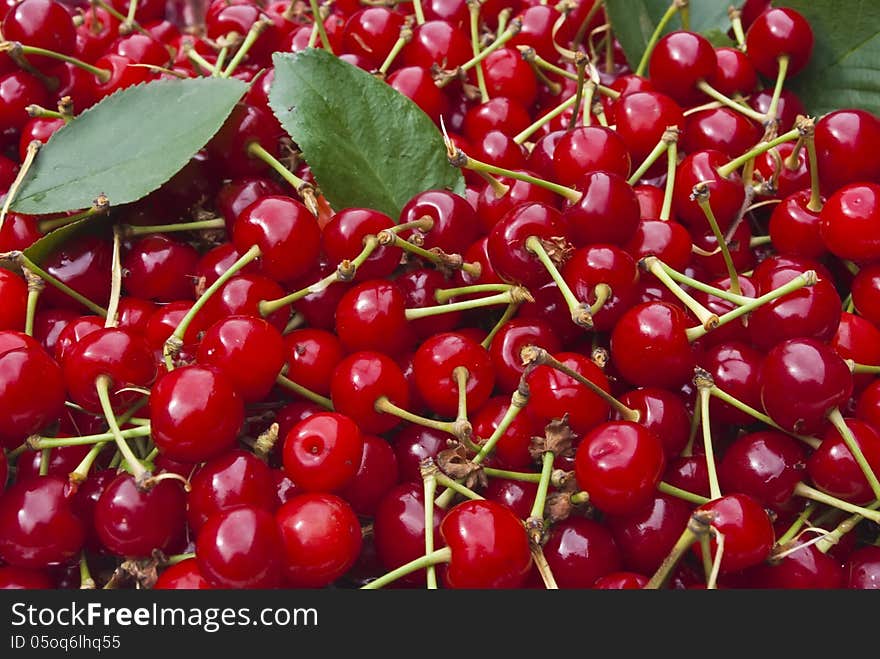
[122,235,199,302]
[0,566,54,589]
[330,350,409,435]
[342,7,406,68]
[334,279,413,356]
[625,219,692,272]
[2,0,76,66]
[682,108,760,160]
[748,88,806,132]
[486,201,568,287]
[440,499,532,589]
[543,517,622,588]
[562,171,641,247]
[613,91,684,166]
[695,493,775,574]
[154,559,213,590]
[0,269,26,331]
[94,474,187,557]
[617,387,691,459]
[820,183,880,262]
[0,475,84,568]
[814,109,880,194]
[413,331,495,418]
[552,126,631,186]
[321,207,399,282]
[481,46,538,107]
[606,493,693,575]
[196,505,284,589]
[387,66,448,124]
[648,31,717,106]
[40,234,112,312]
[769,189,826,259]
[744,7,814,78]
[276,492,362,588]
[472,395,543,470]
[391,426,453,484]
[398,189,481,256]
[338,435,399,517]
[845,546,880,589]
[712,46,758,97]
[574,420,666,515]
[282,412,364,493]
[563,244,639,331]
[832,312,880,393]
[807,418,880,505]
[672,149,745,236]
[744,536,843,589]
[489,317,561,394]
[186,449,277,533]
[699,342,764,426]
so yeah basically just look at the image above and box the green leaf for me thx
[10,77,248,215]
[269,49,465,220]
[22,213,112,265]
[779,0,880,116]
[605,0,731,71]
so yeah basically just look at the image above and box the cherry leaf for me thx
[269,49,465,219]
[9,77,248,215]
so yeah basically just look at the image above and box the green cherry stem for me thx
[634,0,682,77]
[816,501,880,554]
[827,407,880,502]
[224,17,273,76]
[246,142,319,215]
[404,286,532,321]
[433,471,485,502]
[361,547,452,589]
[377,23,413,76]
[213,46,228,77]
[377,229,480,277]
[164,244,261,369]
[803,119,823,212]
[374,396,460,437]
[514,92,577,145]
[94,375,149,487]
[568,51,588,131]
[520,344,640,421]
[435,283,515,303]
[716,126,801,179]
[763,55,790,130]
[412,0,425,24]
[481,467,543,483]
[660,138,678,221]
[649,259,752,306]
[183,43,217,75]
[467,0,489,103]
[526,451,555,537]
[0,41,110,83]
[420,459,439,589]
[1,251,107,317]
[524,235,593,329]
[792,482,880,525]
[645,509,714,589]
[79,551,95,590]
[627,126,679,186]
[692,181,742,295]
[21,267,43,337]
[685,270,816,342]
[657,481,710,505]
[774,502,816,547]
[104,226,123,329]
[480,302,519,350]
[456,18,521,75]
[453,366,472,440]
[849,362,880,375]
[640,256,720,331]
[275,374,334,409]
[728,6,746,49]
[694,369,721,500]
[588,283,612,316]
[259,235,380,317]
[28,425,152,450]
[694,80,766,123]
[121,218,226,237]
[69,441,108,484]
[37,196,110,233]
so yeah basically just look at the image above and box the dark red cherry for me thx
[0,566,54,589]
[277,492,362,588]
[845,546,880,589]
[3,0,76,65]
[563,171,641,247]
[321,207,399,282]
[122,235,199,302]
[543,517,622,589]
[820,183,880,263]
[695,494,775,574]
[215,176,285,233]
[475,172,558,235]
[94,474,186,557]
[483,477,538,519]
[610,301,695,389]
[15,444,92,484]
[154,559,213,590]
[574,421,665,515]
[489,317,561,394]
[186,449,277,533]
[338,435,399,517]
[613,91,684,165]
[744,7,814,78]
[342,8,406,69]
[745,535,843,589]
[40,234,112,312]
[552,126,631,186]
[0,475,83,568]
[396,267,461,340]
[682,108,760,160]
[202,273,290,332]
[472,395,543,470]
[510,5,569,61]
[625,219,692,272]
[330,350,410,435]
[648,31,717,106]
[440,499,532,589]
[759,338,853,434]
[413,332,495,418]
[486,201,568,287]
[398,189,481,256]
[387,66,448,125]
[699,342,764,426]
[282,412,364,494]
[593,572,650,589]
[283,328,344,398]
[196,315,285,403]
[664,454,711,498]
[748,88,806,132]
[463,96,532,142]
[814,109,880,194]
[0,212,41,252]
[0,71,51,133]
[196,505,284,589]
[392,426,453,484]
[469,128,528,170]
[617,387,691,459]
[206,103,284,179]
[334,279,413,357]
[373,482,445,586]
[607,493,693,575]
[807,418,880,505]
[563,244,639,331]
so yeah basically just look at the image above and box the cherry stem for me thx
[122,218,226,237]
[816,500,880,554]
[374,396,459,437]
[775,502,816,547]
[0,140,41,232]
[3,251,107,317]
[104,226,123,329]
[453,19,521,76]
[434,470,485,502]
[37,196,110,233]
[685,269,815,342]
[804,123,823,212]
[0,42,111,83]
[481,467,543,483]
[717,126,801,178]
[827,407,880,502]
[659,140,678,221]
[361,547,452,589]
[793,482,880,525]
[692,182,742,296]
[29,425,152,450]
[763,55,790,130]
[698,533,713,584]
[453,366,471,431]
[213,46,228,77]
[694,80,766,123]
[728,6,746,48]
[435,387,529,509]
[246,142,319,215]
[69,441,108,484]
[527,452,555,537]
[467,0,490,103]
[706,382,821,449]
[21,267,43,337]
[378,24,412,76]
[694,372,721,500]
[514,92,577,144]
[634,0,681,77]
[849,361,880,375]
[419,460,438,588]
[79,552,95,590]
[588,283,611,316]
[531,544,559,589]
[260,235,379,317]
[650,258,752,306]
[641,256,720,331]
[411,0,425,24]
[481,302,519,350]
[706,531,724,590]
[568,52,588,131]
[524,235,592,329]
[183,43,217,75]
[520,344,640,421]
[377,229,480,277]
[404,286,532,320]
[448,147,582,203]
[572,0,606,48]
[645,510,714,589]
[164,244,261,369]
[95,375,148,486]
[435,283,514,303]
[628,127,679,185]
[657,480,710,505]
[275,374,334,409]
[223,17,273,76]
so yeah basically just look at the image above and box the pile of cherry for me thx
[1,0,880,590]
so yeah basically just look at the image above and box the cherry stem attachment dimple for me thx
[524,235,592,329]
